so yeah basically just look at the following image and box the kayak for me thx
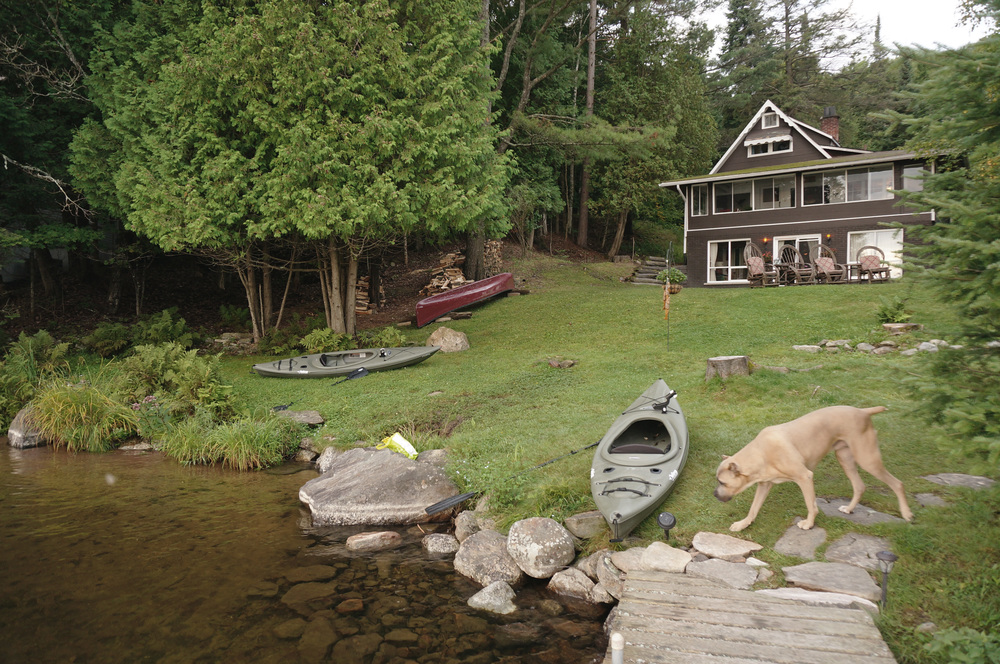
[415,272,515,328]
[590,379,689,541]
[253,346,440,378]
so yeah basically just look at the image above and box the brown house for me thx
[659,101,935,287]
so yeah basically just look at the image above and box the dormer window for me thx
[746,135,792,157]
[762,113,779,129]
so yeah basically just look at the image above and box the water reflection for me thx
[0,447,607,663]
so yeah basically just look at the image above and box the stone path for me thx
[603,570,897,663]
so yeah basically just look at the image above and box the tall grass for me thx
[159,410,302,471]
[30,378,137,452]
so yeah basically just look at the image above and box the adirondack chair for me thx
[856,245,891,283]
[777,245,816,285]
[814,244,847,283]
[744,243,778,287]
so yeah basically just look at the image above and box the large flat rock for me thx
[783,561,881,602]
[299,448,457,526]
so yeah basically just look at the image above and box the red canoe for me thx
[415,272,515,328]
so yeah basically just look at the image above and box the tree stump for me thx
[705,355,750,382]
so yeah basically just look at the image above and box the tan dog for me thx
[714,405,913,531]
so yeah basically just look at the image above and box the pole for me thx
[665,241,673,350]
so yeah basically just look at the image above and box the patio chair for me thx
[744,243,778,288]
[856,245,891,283]
[777,245,816,285]
[814,244,847,284]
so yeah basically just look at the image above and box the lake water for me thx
[0,446,608,663]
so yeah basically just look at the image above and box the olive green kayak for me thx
[590,379,689,541]
[253,346,440,378]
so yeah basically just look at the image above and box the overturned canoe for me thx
[253,346,440,378]
[415,272,515,328]
[590,379,689,541]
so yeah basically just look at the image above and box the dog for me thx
[714,405,913,531]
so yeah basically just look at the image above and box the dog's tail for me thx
[865,406,888,416]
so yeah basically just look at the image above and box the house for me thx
[658,101,934,287]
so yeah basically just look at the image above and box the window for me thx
[692,184,708,216]
[747,138,792,157]
[753,175,795,210]
[714,181,752,213]
[848,229,903,278]
[707,240,749,283]
[762,113,779,129]
[903,165,924,192]
[804,166,893,205]
[774,235,819,265]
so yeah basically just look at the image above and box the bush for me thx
[925,627,1000,664]
[876,295,912,324]
[656,268,687,284]
[0,330,70,429]
[134,308,197,348]
[300,328,351,354]
[31,378,137,452]
[219,304,251,330]
[160,410,302,470]
[83,322,133,358]
[356,326,408,349]
[117,343,234,419]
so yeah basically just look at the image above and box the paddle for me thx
[424,440,602,516]
[331,367,369,385]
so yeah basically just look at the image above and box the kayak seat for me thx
[610,443,667,455]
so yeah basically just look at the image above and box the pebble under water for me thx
[0,446,608,663]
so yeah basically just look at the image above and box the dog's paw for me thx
[729,520,751,532]
[796,519,815,530]
[838,505,854,515]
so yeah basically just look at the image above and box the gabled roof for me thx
[709,100,865,175]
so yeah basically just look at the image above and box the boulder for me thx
[426,326,470,353]
[315,447,343,474]
[298,448,458,526]
[506,517,576,579]
[467,580,517,615]
[345,531,403,552]
[594,552,625,600]
[7,406,46,449]
[609,546,646,573]
[639,542,692,573]
[563,510,606,539]
[454,511,481,542]
[422,533,460,555]
[453,529,524,587]
[547,568,595,601]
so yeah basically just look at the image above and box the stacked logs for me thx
[484,240,503,276]
[419,253,468,297]
[355,275,386,315]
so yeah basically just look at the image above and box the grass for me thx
[219,252,995,663]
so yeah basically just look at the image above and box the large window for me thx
[804,166,893,205]
[692,184,708,216]
[848,229,903,278]
[707,239,748,283]
[903,165,924,192]
[714,176,794,214]
[714,181,752,213]
[774,235,819,265]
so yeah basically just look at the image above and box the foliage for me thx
[656,268,687,285]
[925,627,1000,663]
[875,295,911,324]
[299,328,351,355]
[134,308,196,348]
[116,343,233,419]
[128,394,172,445]
[356,326,408,350]
[83,322,133,358]
[30,378,137,453]
[219,304,251,330]
[0,330,70,428]
[160,410,302,470]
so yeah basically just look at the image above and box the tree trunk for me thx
[576,0,597,249]
[106,264,122,315]
[607,209,628,258]
[32,248,60,298]
[465,0,493,283]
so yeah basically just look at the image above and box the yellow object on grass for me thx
[378,432,418,459]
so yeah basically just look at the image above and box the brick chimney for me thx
[821,106,840,142]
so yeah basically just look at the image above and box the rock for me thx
[563,510,606,539]
[422,533,460,555]
[494,622,541,648]
[774,521,827,559]
[574,550,605,580]
[590,583,615,604]
[917,342,939,353]
[315,446,343,474]
[793,345,822,353]
[816,498,906,525]
[7,406,46,449]
[274,618,307,640]
[298,617,338,664]
[467,580,517,615]
[639,542,692,573]
[285,565,338,584]
[281,582,340,609]
[756,588,879,613]
[336,598,364,613]
[416,448,448,467]
[331,633,382,663]
[783,562,881,602]
[855,342,875,352]
[384,628,419,644]
[916,622,939,634]
[824,533,892,571]
[921,473,996,489]
[454,511,481,542]
[278,410,324,426]
[915,493,949,507]
[294,448,319,463]
[900,348,919,357]
[506,517,576,579]
[547,568,595,601]
[746,557,769,568]
[883,323,922,335]
[685,558,759,590]
[345,531,403,552]
[299,448,458,526]
[691,531,763,562]
[426,327,469,353]
[453,529,525,587]
[757,568,774,583]
[594,552,625,600]
[610,546,646,573]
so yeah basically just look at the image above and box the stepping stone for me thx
[774,520,827,559]
[922,473,996,490]
[816,498,905,525]
[916,493,949,507]
[685,558,759,590]
[691,531,763,562]
[756,588,879,613]
[783,562,881,603]
[824,533,891,571]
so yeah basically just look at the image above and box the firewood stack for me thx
[419,253,468,297]
[355,275,385,314]
[484,240,503,276]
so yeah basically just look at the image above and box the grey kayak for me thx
[590,379,689,541]
[253,346,440,378]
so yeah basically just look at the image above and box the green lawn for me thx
[221,252,997,663]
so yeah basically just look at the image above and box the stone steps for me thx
[631,258,686,286]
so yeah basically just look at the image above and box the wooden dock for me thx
[603,569,897,663]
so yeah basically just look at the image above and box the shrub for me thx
[31,378,137,452]
[219,304,251,330]
[0,330,70,429]
[83,322,133,358]
[117,343,234,419]
[356,326,408,349]
[875,295,912,324]
[925,627,1000,663]
[159,408,220,465]
[128,394,173,444]
[160,410,302,470]
[656,268,687,285]
[300,328,351,354]
[134,308,196,348]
